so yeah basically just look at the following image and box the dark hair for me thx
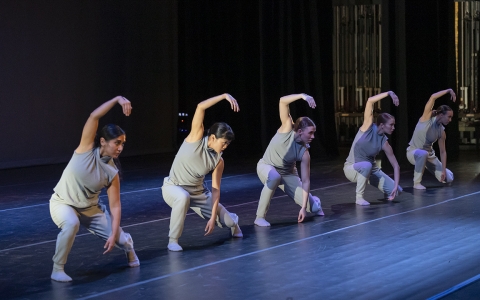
[95,124,125,178]
[294,117,316,132]
[433,105,453,117]
[207,122,235,142]
[376,113,395,126]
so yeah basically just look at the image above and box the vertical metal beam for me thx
[394,0,409,165]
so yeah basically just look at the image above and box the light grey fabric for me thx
[262,130,307,176]
[344,124,401,200]
[345,124,387,170]
[168,136,222,186]
[406,146,454,184]
[53,148,118,208]
[50,199,134,265]
[256,160,320,218]
[344,162,402,200]
[162,136,236,240]
[408,116,444,156]
[407,117,453,184]
[162,178,238,239]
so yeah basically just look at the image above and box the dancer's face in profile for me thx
[438,111,453,125]
[379,118,395,135]
[297,126,316,144]
[100,135,126,158]
[208,134,230,154]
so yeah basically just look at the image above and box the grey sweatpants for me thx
[256,160,321,218]
[343,162,402,200]
[406,146,454,184]
[162,177,239,240]
[50,198,134,266]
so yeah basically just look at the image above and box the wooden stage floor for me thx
[0,150,479,300]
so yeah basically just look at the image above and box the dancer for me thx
[50,96,139,282]
[162,93,243,252]
[407,88,455,189]
[344,91,402,205]
[254,93,324,227]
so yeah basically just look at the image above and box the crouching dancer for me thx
[162,93,243,252]
[407,88,455,189]
[344,91,402,205]
[50,96,139,282]
[254,93,324,227]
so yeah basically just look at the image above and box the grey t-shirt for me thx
[52,147,118,208]
[345,124,387,169]
[261,130,308,176]
[409,116,444,156]
[168,136,222,187]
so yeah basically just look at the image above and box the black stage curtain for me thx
[404,0,458,159]
[259,0,338,158]
[1,0,458,169]
[178,1,338,160]
[380,0,457,164]
[177,0,261,158]
[0,0,178,169]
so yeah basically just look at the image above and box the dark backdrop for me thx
[178,0,337,160]
[0,0,178,169]
[0,0,459,169]
[382,0,457,164]
[177,0,458,163]
[403,0,458,159]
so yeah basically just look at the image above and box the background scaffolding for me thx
[333,1,382,144]
[456,0,480,148]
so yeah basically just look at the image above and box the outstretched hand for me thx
[389,92,399,106]
[448,89,456,102]
[225,94,240,112]
[103,235,116,254]
[387,187,398,201]
[298,207,307,223]
[440,171,446,182]
[118,96,132,116]
[204,218,216,236]
[302,94,316,109]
